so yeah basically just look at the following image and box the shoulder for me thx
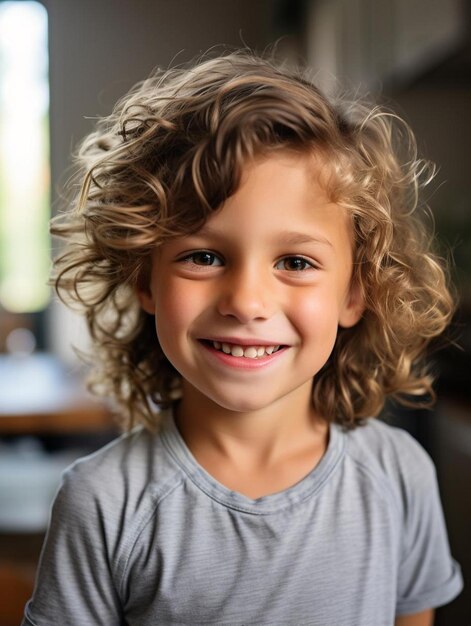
[55,422,184,523]
[66,426,157,479]
[341,418,437,504]
[344,417,435,473]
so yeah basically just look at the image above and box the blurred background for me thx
[0,0,469,624]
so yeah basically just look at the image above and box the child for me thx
[23,50,463,625]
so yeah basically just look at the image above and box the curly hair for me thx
[51,49,454,432]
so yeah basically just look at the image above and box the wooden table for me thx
[0,353,117,435]
[0,400,116,435]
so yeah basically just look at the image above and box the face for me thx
[138,152,363,419]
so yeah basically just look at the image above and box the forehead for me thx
[201,151,353,245]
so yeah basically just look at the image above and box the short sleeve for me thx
[395,436,463,615]
[22,466,123,626]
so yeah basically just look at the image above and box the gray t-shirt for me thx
[23,412,463,625]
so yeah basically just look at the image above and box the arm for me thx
[395,609,434,626]
[395,431,463,617]
[22,467,123,625]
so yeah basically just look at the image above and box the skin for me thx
[395,610,434,626]
[138,152,434,624]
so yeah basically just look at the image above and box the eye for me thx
[275,256,315,271]
[180,251,223,266]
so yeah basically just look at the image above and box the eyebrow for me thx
[194,226,333,248]
[276,231,333,248]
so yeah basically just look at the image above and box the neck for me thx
[174,383,328,469]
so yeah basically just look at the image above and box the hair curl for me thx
[51,49,454,431]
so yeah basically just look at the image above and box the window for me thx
[0,1,50,313]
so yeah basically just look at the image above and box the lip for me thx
[199,340,288,370]
[200,336,287,347]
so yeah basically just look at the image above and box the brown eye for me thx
[181,251,223,266]
[193,252,215,265]
[276,257,313,271]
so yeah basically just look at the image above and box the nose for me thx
[217,264,275,323]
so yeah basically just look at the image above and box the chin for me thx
[206,392,275,414]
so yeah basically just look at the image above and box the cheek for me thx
[154,282,186,340]
[292,292,340,371]
[154,279,208,339]
[289,286,341,333]
[153,282,190,369]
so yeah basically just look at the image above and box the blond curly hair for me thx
[51,50,454,431]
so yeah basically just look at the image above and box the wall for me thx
[41,0,279,361]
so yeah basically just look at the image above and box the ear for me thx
[135,274,156,315]
[338,281,365,329]
[135,262,156,315]
[136,286,156,315]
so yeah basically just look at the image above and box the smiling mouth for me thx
[201,340,284,359]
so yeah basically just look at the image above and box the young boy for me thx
[23,51,463,625]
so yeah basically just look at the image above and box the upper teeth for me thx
[212,341,280,358]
